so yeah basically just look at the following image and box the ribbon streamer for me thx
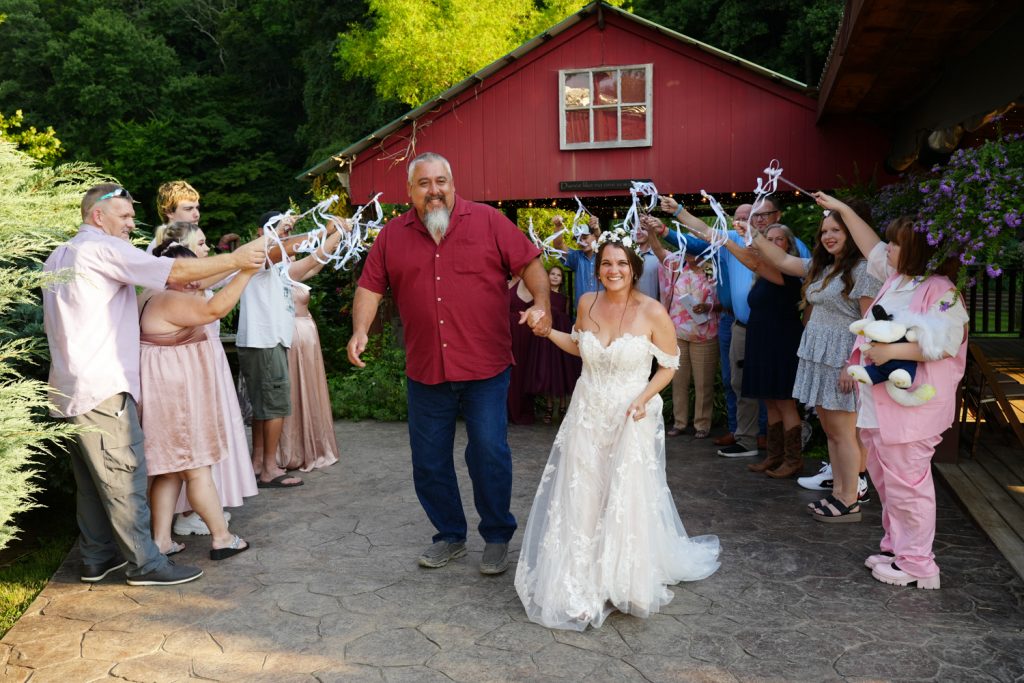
[528,216,566,260]
[622,180,660,242]
[570,196,595,240]
[748,159,784,246]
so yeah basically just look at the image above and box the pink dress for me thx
[173,295,258,511]
[140,326,226,475]
[276,286,340,471]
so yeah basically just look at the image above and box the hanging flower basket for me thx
[875,129,1024,288]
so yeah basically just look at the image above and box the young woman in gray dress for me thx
[735,202,881,521]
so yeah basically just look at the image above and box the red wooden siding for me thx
[347,12,891,205]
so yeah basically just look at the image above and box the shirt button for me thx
[443,343,448,348]
[436,276,441,280]
[437,297,441,302]
[436,254,440,258]
[439,320,444,324]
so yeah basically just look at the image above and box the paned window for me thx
[559,64,652,150]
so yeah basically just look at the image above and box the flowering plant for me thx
[596,224,638,252]
[875,130,1024,287]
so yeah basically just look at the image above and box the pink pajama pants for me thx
[861,428,943,577]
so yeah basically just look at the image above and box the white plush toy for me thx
[847,304,946,407]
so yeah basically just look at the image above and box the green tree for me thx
[0,139,107,551]
[629,0,843,85]
[335,0,617,107]
[0,109,62,164]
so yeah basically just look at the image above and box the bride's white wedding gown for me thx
[515,329,721,631]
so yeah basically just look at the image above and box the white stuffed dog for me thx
[848,304,945,407]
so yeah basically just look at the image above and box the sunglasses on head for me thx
[97,187,133,203]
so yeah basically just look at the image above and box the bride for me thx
[516,226,720,631]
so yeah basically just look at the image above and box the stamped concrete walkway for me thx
[3,420,1024,682]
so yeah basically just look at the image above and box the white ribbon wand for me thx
[570,196,594,240]
[623,180,659,242]
[528,216,566,260]
[748,160,784,246]
[260,213,311,292]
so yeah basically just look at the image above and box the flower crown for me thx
[595,225,639,253]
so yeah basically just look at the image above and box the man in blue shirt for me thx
[656,196,809,458]
[553,214,601,317]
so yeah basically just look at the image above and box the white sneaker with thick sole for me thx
[857,474,871,503]
[173,511,231,536]
[797,462,832,491]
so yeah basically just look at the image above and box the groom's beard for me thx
[424,207,450,241]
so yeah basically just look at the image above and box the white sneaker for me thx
[173,511,231,536]
[797,462,833,491]
[858,474,871,503]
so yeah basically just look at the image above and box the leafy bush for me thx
[328,323,408,421]
[0,140,107,551]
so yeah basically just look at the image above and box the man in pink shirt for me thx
[43,183,265,586]
[348,153,551,575]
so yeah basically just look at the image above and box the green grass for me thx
[0,534,75,637]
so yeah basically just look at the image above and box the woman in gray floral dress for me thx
[736,203,880,521]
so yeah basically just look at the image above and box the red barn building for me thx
[302,1,892,208]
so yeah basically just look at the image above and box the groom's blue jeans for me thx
[406,367,517,544]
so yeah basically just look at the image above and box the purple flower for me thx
[1005,212,1021,228]
[986,265,1003,278]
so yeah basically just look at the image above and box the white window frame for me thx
[559,63,653,150]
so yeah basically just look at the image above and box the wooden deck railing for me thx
[966,266,1023,338]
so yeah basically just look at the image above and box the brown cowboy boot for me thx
[748,422,784,472]
[767,425,805,478]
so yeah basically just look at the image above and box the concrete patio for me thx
[3,419,1023,682]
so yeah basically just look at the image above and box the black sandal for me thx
[806,496,830,514]
[811,494,862,523]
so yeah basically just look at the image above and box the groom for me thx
[347,152,551,574]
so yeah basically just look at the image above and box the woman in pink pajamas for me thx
[816,193,968,589]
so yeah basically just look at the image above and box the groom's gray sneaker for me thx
[479,543,509,575]
[418,540,467,568]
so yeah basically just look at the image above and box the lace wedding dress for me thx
[515,329,721,631]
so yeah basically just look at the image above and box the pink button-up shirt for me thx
[43,225,174,417]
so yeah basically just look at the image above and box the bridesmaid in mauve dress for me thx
[151,222,257,534]
[527,265,580,423]
[508,276,538,425]
[276,283,341,471]
[139,242,256,560]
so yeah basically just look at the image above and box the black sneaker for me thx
[717,444,759,458]
[417,540,467,568]
[80,556,128,583]
[126,560,203,586]
[479,543,509,575]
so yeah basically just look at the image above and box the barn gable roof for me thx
[299,0,807,181]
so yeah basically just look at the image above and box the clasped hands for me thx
[519,307,553,337]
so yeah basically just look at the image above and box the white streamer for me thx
[570,196,594,240]
[623,180,660,243]
[748,159,784,246]
[528,217,566,260]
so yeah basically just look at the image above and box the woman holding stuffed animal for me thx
[815,192,968,590]
[734,205,882,522]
